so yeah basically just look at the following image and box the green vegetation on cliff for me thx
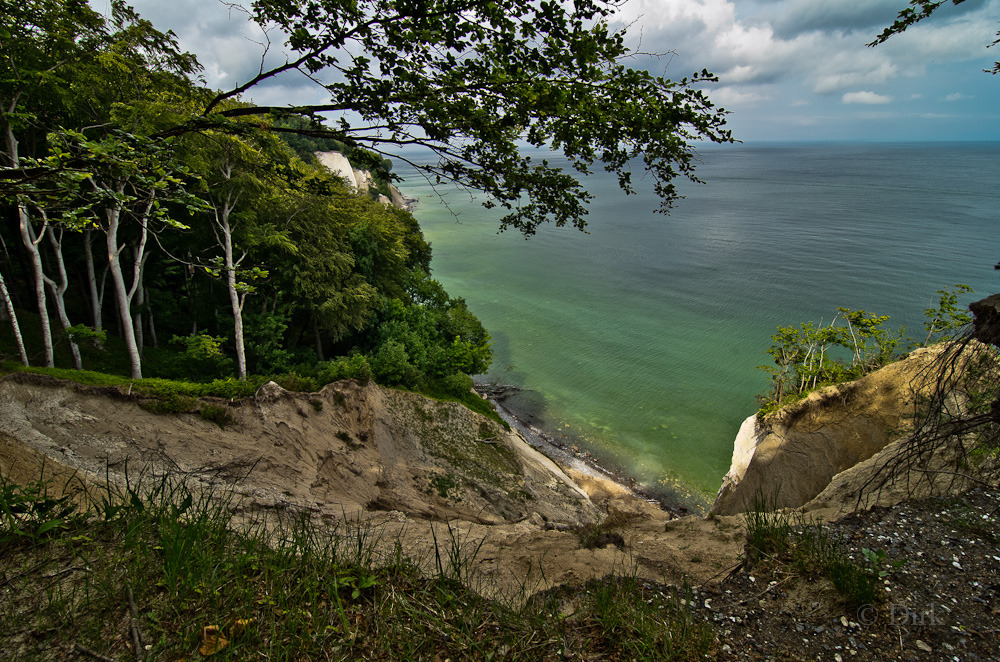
[0,2,492,395]
[756,285,975,413]
[0,471,715,661]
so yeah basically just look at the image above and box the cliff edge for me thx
[712,345,946,515]
[0,375,598,528]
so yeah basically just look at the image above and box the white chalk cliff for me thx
[711,346,948,515]
[313,150,413,210]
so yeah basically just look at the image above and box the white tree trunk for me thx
[0,269,28,365]
[1,104,29,364]
[2,109,30,365]
[131,247,149,356]
[83,229,105,331]
[44,228,82,370]
[105,202,143,379]
[18,204,54,367]
[218,192,247,380]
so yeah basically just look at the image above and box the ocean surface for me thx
[394,142,1000,509]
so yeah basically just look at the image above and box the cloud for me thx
[868,0,1000,68]
[709,86,769,107]
[113,0,1000,141]
[770,0,903,38]
[812,55,898,94]
[944,92,974,101]
[842,91,893,105]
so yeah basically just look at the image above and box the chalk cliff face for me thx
[313,150,414,210]
[313,151,374,194]
[0,375,599,527]
[711,346,947,515]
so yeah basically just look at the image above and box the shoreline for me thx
[475,382,695,517]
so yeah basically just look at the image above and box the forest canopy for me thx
[0,0,730,389]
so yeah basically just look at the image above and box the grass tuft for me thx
[742,491,889,609]
[1,469,718,662]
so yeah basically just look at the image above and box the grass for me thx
[742,493,888,609]
[0,307,508,429]
[0,470,718,662]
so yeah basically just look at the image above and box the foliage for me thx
[194,0,732,235]
[198,402,234,428]
[923,284,974,343]
[757,307,907,411]
[161,333,235,381]
[1,0,730,429]
[742,498,893,609]
[757,285,975,412]
[0,471,83,549]
[1,0,497,394]
[317,353,374,385]
[242,312,297,375]
[65,324,107,349]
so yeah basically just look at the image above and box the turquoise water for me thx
[395,142,1000,507]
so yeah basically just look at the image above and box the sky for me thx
[104,0,1000,142]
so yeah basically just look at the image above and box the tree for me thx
[174,0,732,236]
[2,0,203,376]
[182,123,298,380]
[1,0,109,365]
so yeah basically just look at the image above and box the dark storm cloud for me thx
[770,0,990,39]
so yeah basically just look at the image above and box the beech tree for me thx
[1,0,731,385]
[183,125,297,380]
[1,0,108,365]
[179,0,733,235]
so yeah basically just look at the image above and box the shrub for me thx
[271,373,320,393]
[371,340,413,385]
[198,403,234,428]
[434,372,474,398]
[317,353,373,385]
[158,334,235,381]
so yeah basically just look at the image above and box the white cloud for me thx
[812,57,898,94]
[709,86,769,106]
[108,0,1000,141]
[842,91,893,105]
[944,92,974,101]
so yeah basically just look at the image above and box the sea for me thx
[393,142,1000,510]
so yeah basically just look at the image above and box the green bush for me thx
[758,285,975,412]
[317,353,373,384]
[371,340,414,386]
[198,403,234,428]
[139,393,199,415]
[271,373,321,393]
[434,372,475,398]
[154,334,235,381]
[205,376,265,399]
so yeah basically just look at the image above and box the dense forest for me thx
[0,1,492,397]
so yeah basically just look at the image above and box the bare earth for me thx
[1,373,997,660]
